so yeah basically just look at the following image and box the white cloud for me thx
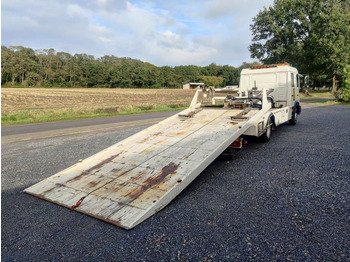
[2,0,274,66]
[157,30,186,49]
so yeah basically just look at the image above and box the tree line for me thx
[1,46,258,88]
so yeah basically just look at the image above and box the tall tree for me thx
[249,0,350,90]
[8,46,37,85]
[1,46,13,84]
[218,65,240,86]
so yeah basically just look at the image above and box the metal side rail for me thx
[24,90,271,229]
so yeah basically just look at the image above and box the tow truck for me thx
[25,63,303,229]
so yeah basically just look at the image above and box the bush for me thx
[341,65,350,102]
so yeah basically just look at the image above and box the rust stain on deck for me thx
[66,173,86,183]
[175,131,186,136]
[88,181,99,187]
[200,120,210,124]
[124,185,149,204]
[83,153,122,174]
[41,183,64,196]
[138,136,151,143]
[183,151,195,159]
[144,162,179,187]
[66,153,122,183]
[120,162,180,206]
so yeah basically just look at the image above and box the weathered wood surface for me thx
[24,107,262,229]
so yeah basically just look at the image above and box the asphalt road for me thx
[1,111,180,137]
[2,105,350,261]
[1,111,179,144]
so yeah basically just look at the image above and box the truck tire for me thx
[289,114,297,125]
[289,103,299,125]
[260,118,272,142]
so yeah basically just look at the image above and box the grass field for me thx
[299,89,334,99]
[1,88,196,125]
[299,89,347,105]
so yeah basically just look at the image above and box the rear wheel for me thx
[289,103,300,125]
[260,118,272,142]
[289,113,297,125]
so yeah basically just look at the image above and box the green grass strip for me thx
[308,100,348,106]
[1,103,189,126]
[300,91,334,100]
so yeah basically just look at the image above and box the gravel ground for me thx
[2,105,350,261]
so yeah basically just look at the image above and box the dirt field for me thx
[1,88,195,111]
[2,88,336,125]
[1,88,196,125]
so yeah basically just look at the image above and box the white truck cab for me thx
[239,63,300,109]
[239,63,302,141]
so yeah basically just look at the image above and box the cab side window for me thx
[297,75,300,88]
[291,73,295,87]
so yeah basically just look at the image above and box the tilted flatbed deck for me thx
[26,62,302,229]
[25,101,269,229]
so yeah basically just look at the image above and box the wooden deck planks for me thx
[25,107,262,229]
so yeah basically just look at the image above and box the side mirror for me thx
[304,75,310,89]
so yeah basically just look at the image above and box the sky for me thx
[2,0,274,67]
